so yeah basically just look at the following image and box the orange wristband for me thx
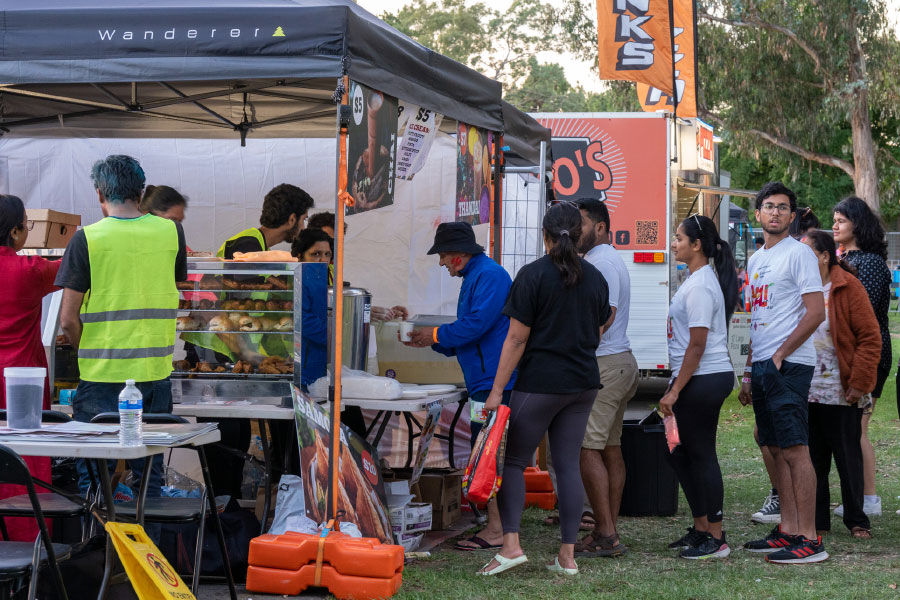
[432,327,439,344]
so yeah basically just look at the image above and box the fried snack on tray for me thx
[274,316,292,331]
[198,299,215,310]
[175,316,198,331]
[176,281,195,291]
[282,300,293,311]
[232,360,253,374]
[268,276,290,290]
[200,277,221,290]
[253,300,266,311]
[222,278,241,290]
[172,360,191,372]
[240,282,273,291]
[265,300,280,311]
[259,318,277,332]
[208,315,229,332]
[239,316,261,332]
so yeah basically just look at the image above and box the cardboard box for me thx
[24,209,80,249]
[402,503,433,534]
[413,470,462,530]
[394,532,423,552]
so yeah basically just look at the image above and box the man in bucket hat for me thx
[405,221,515,550]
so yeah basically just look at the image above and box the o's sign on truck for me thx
[536,115,668,251]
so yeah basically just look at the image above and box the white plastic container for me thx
[399,321,414,342]
[118,380,143,446]
[4,367,46,429]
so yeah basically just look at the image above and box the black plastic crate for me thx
[619,409,679,517]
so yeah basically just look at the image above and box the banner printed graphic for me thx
[538,115,668,250]
[456,123,493,225]
[347,81,398,214]
[636,0,698,117]
[596,0,675,95]
[292,386,392,542]
[396,102,443,181]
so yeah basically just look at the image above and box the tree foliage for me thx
[557,0,900,217]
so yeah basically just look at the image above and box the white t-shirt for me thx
[584,243,631,356]
[747,235,823,366]
[667,265,733,376]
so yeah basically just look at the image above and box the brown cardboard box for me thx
[24,209,81,249]
[412,470,462,530]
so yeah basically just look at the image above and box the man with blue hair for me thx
[56,154,187,500]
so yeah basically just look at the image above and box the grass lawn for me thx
[396,314,900,600]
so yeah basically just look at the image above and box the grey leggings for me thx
[498,389,597,544]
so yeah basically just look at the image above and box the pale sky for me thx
[356,0,605,92]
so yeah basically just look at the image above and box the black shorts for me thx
[872,364,890,399]
[751,359,814,448]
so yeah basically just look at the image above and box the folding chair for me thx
[90,412,222,595]
[0,444,70,600]
[0,410,93,543]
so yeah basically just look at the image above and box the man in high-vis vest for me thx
[198,183,315,499]
[57,155,187,498]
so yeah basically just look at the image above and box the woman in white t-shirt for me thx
[661,215,738,560]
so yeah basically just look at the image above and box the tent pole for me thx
[327,75,351,528]
[491,133,503,263]
[537,140,547,258]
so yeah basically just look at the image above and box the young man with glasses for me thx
[738,181,827,563]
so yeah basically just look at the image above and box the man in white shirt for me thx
[739,182,827,564]
[572,198,639,557]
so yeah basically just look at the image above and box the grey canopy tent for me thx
[0,4,550,597]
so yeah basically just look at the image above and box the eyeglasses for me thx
[760,203,792,214]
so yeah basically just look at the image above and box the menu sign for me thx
[456,122,494,225]
[347,81,398,215]
[396,102,443,181]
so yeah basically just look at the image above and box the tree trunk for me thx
[848,10,880,214]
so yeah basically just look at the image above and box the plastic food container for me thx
[4,367,46,429]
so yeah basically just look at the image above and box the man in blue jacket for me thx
[406,221,514,551]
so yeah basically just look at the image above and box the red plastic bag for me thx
[462,405,510,504]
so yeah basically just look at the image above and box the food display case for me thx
[171,260,329,402]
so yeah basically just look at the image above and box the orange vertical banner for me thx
[636,0,698,117]
[596,0,675,95]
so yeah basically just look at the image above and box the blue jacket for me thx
[432,253,516,393]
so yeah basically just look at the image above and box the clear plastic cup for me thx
[4,367,46,429]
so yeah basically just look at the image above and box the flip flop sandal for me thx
[546,556,578,575]
[574,531,627,557]
[543,514,560,526]
[851,527,873,539]
[477,553,528,575]
[455,534,502,551]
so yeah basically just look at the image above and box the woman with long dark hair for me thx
[660,215,738,559]
[477,202,610,576]
[831,196,890,518]
[0,195,61,540]
[803,230,881,538]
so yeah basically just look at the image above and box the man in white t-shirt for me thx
[738,181,827,564]
[570,198,639,557]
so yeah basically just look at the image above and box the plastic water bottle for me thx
[118,379,143,446]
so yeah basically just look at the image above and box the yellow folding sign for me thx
[106,522,196,600]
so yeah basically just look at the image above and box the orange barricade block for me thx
[247,564,403,600]
[523,467,554,493]
[248,531,403,578]
[525,491,557,510]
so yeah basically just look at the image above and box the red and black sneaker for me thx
[765,536,828,564]
[743,525,801,553]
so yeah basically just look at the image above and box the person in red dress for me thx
[0,194,61,541]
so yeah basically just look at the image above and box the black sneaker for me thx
[765,536,828,564]
[680,532,730,560]
[743,525,801,553]
[668,526,708,549]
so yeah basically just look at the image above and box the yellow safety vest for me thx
[78,214,179,383]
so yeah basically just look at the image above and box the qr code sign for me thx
[636,220,659,245]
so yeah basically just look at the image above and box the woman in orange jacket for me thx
[803,230,881,538]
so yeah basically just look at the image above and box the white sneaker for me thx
[751,493,781,523]
[834,497,882,517]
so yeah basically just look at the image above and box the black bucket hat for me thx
[426,221,485,255]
